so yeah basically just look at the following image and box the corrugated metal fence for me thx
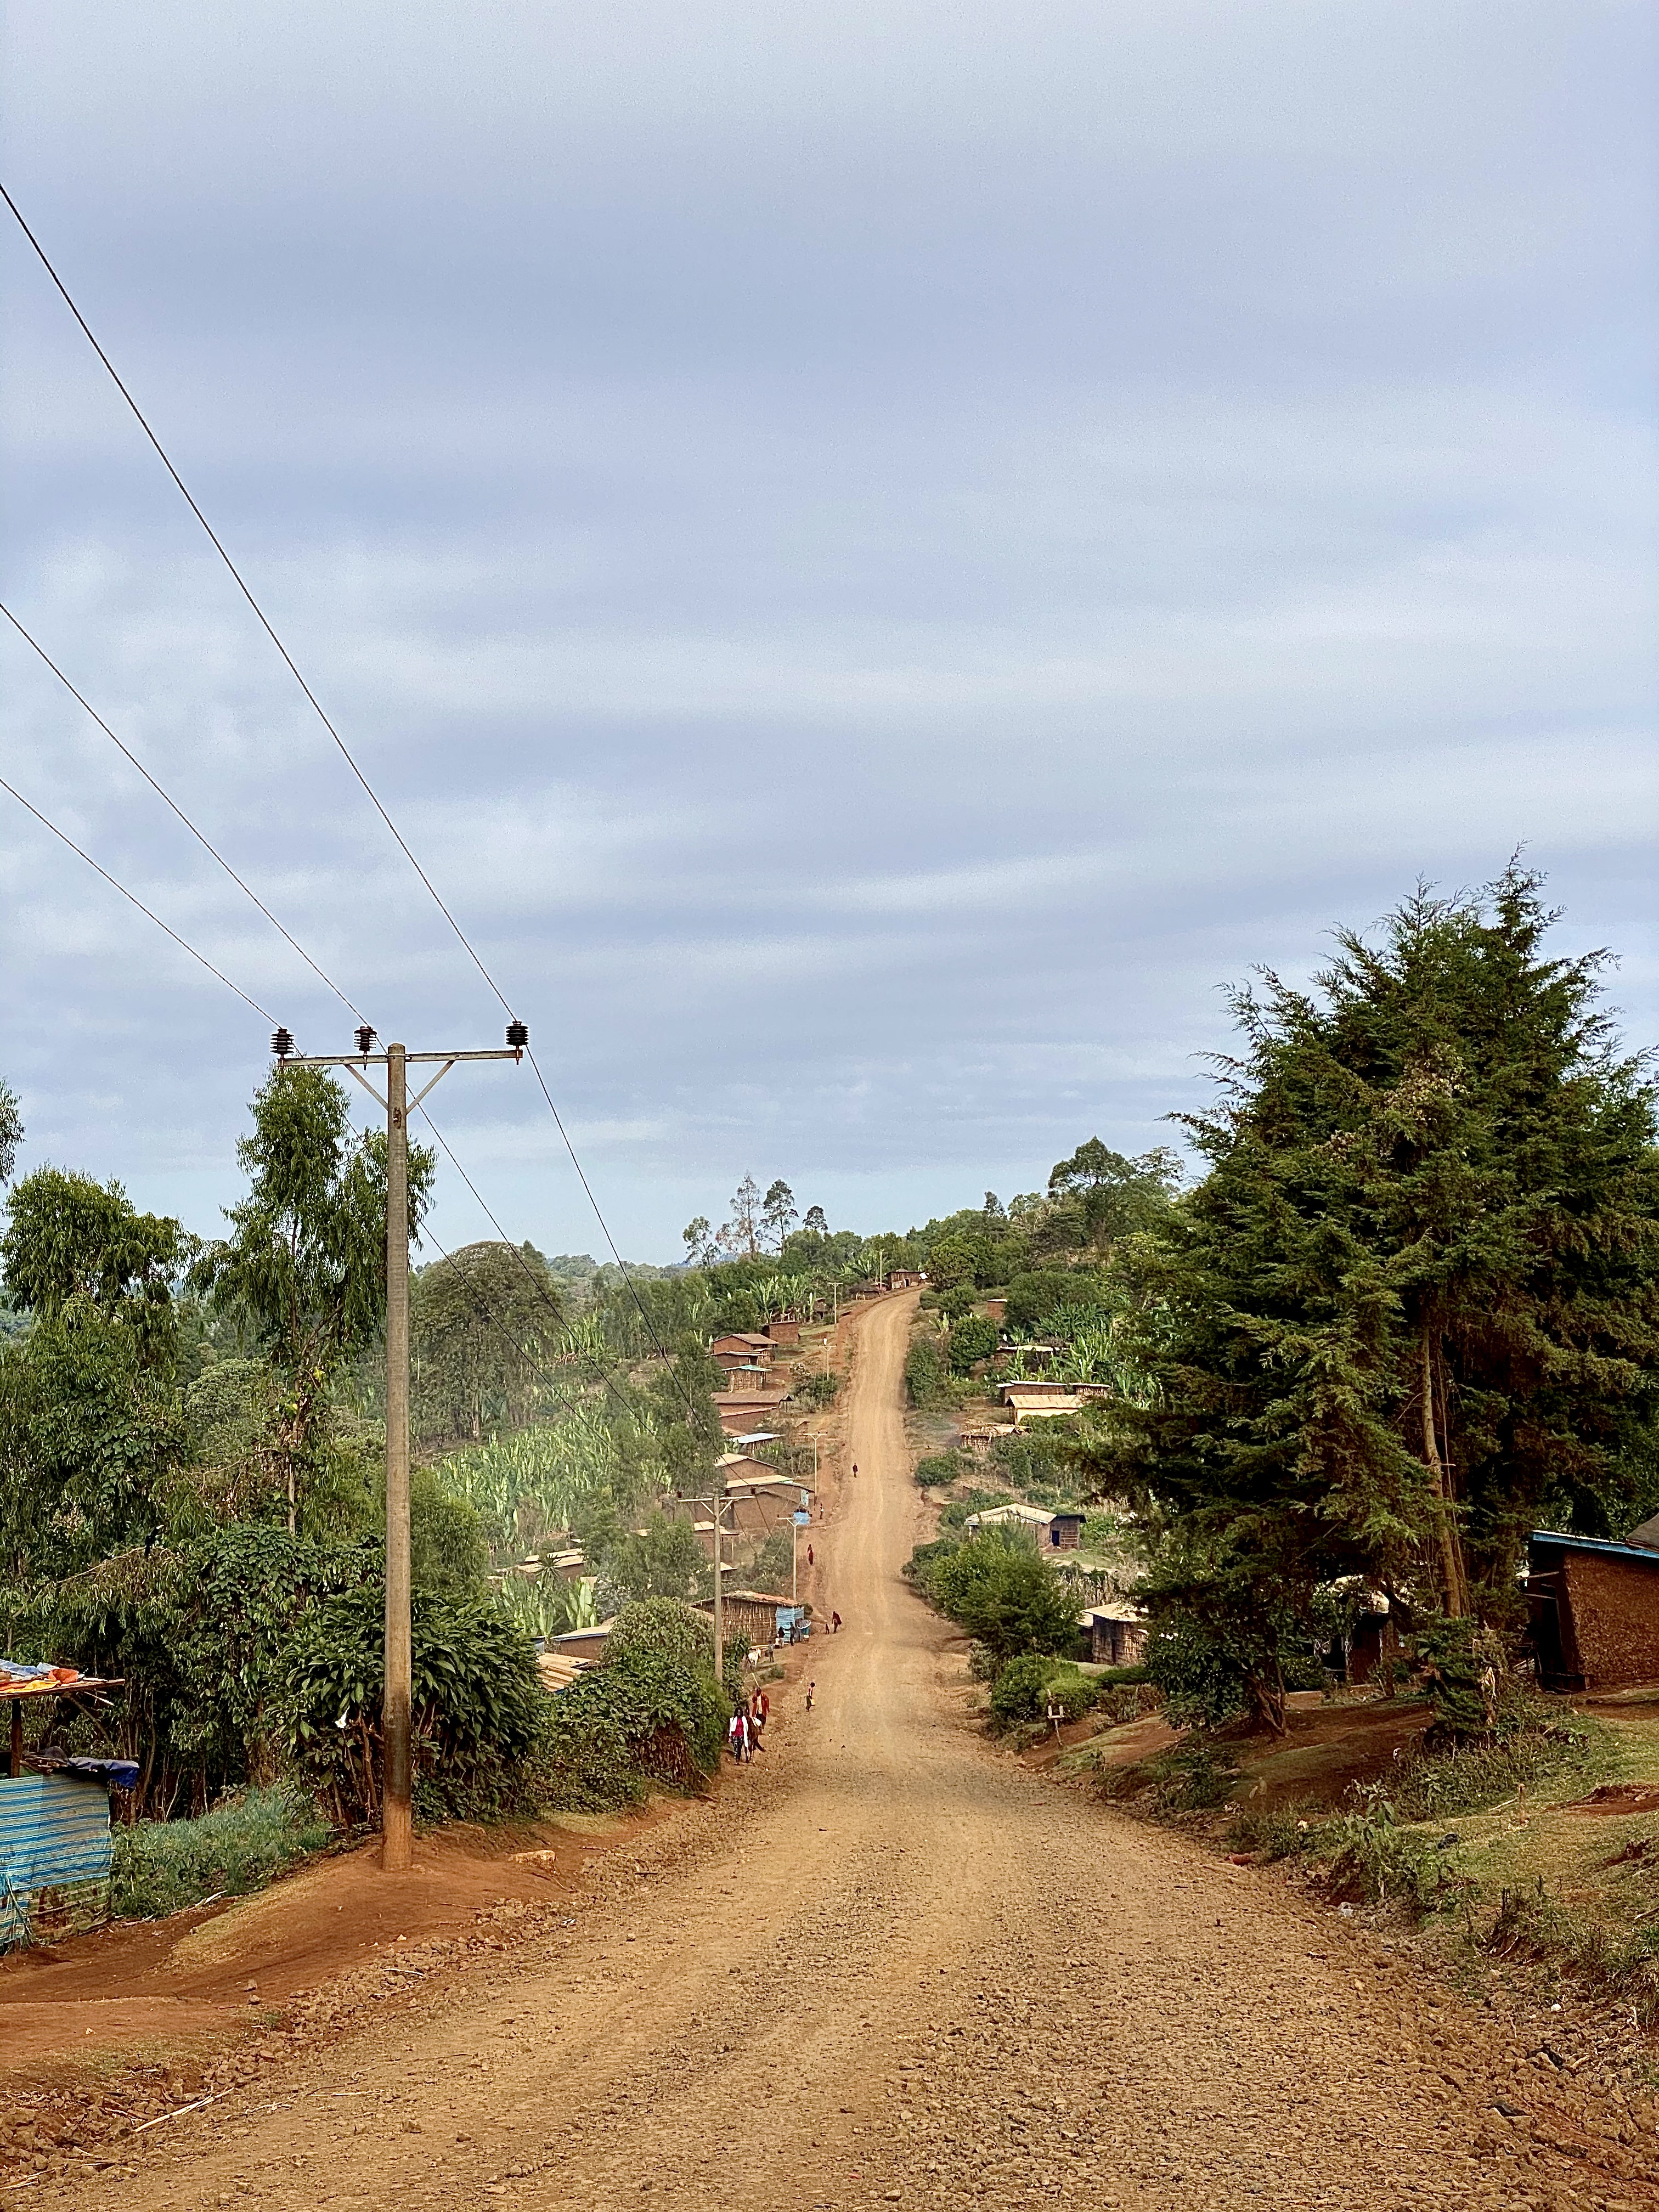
[0,1775,114,1948]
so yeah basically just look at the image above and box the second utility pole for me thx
[279,1020,526,1871]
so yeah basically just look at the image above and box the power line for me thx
[0,177,512,1023]
[2,179,691,1406]
[0,598,369,1028]
[0,774,279,1026]
[2,576,662,1423]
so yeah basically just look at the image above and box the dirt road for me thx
[34,1293,1657,2212]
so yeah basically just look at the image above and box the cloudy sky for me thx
[2,1,1655,1261]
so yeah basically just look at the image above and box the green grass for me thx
[110,1784,332,1920]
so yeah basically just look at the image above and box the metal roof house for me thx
[1527,1531,1659,1693]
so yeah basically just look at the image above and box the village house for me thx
[1527,1530,1659,1692]
[995,1378,1084,1426]
[763,1317,801,1346]
[1079,1605,1148,1669]
[713,1387,792,1436]
[888,1268,927,1289]
[962,1502,1086,1552]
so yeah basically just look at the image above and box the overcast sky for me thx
[2,1,1655,1262]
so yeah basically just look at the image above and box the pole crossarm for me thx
[283,1048,524,1069]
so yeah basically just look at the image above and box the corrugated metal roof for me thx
[1528,1530,1659,1568]
[0,1776,114,1949]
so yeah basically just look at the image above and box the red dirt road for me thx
[10,1291,1657,2211]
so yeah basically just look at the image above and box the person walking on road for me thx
[831,1611,842,1634]
[805,1681,815,1710]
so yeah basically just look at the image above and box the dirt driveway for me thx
[20,1291,1659,2212]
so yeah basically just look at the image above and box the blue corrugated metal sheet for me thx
[0,1775,114,1949]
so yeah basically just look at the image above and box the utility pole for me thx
[275,1019,526,1871]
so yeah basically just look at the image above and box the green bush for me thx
[989,1656,1102,1728]
[1145,1738,1239,1815]
[287,1585,545,1824]
[111,1784,330,1919]
[606,1596,715,1675]
[914,1452,962,1491]
[1226,1807,1318,1863]
[934,1285,977,1322]
[540,1643,729,1808]
[904,1336,951,1409]
[923,1531,1080,1663]
[903,1534,961,1582]
[1410,1615,1505,1741]
[947,1317,998,1374]
[1003,1269,1107,1336]
[1325,1787,1452,1914]
[1381,1694,1613,1822]
[989,1654,1056,1725]
[796,1370,840,1409]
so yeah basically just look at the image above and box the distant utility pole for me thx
[678,1476,733,1685]
[275,1020,527,1872]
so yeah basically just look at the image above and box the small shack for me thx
[995,1380,1084,1427]
[1079,1606,1147,1669]
[1,1661,133,1949]
[1527,1531,1659,1692]
[963,1502,1057,1541]
[763,1318,801,1346]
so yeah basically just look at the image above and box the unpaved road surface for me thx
[29,1293,1658,2212]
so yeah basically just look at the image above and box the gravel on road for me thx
[25,1291,1657,2212]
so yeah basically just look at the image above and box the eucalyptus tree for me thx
[191,1068,435,1521]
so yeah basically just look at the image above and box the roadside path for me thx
[41,1292,1657,2212]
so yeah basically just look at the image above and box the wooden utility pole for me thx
[278,1022,526,1871]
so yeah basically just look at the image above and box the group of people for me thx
[727,1688,770,1762]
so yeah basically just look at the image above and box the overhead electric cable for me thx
[0,774,278,1024]
[0,598,369,1028]
[0,177,510,1021]
[2,180,693,1407]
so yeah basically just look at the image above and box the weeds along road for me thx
[50,1292,1655,2212]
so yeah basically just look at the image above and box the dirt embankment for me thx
[7,1289,1659,2212]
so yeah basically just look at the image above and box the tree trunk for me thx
[1422,1328,1467,1616]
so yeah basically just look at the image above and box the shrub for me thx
[934,1285,977,1322]
[986,1658,1104,1729]
[606,1596,715,1675]
[1382,1692,1613,1822]
[1003,1269,1107,1336]
[1226,1807,1318,1863]
[1324,1787,1451,1914]
[796,1370,840,1410]
[923,1531,1080,1663]
[540,1642,729,1808]
[947,1317,998,1374]
[989,1654,1057,1725]
[914,1452,962,1491]
[111,1784,330,1919]
[287,1585,545,1824]
[905,1336,951,1409]
[1142,1739,1239,1815]
[1410,1614,1505,1741]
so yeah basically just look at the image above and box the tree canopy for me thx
[1085,868,1659,1721]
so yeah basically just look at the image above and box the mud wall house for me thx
[710,1334,774,1368]
[1527,1532,1659,1692]
[714,1388,791,1436]
[1080,1607,1147,1669]
[763,1318,801,1346]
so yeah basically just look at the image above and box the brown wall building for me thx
[1528,1532,1659,1692]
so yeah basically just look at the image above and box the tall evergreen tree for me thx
[1093,869,1659,1704]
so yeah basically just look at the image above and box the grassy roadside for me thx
[110,1785,334,1920]
[1052,1684,1659,2022]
